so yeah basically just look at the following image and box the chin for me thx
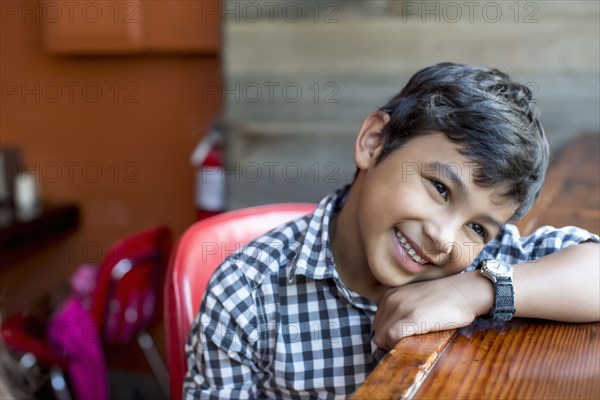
[373,270,413,288]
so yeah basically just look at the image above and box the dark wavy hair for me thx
[375,62,549,221]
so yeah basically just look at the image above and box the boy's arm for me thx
[184,261,262,399]
[373,225,600,351]
[511,242,599,320]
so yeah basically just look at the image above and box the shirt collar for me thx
[288,185,377,311]
[287,185,347,280]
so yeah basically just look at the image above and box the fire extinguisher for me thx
[191,124,225,220]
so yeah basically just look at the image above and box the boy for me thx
[184,63,599,399]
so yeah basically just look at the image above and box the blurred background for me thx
[1,0,598,399]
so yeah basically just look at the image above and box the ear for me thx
[354,111,390,170]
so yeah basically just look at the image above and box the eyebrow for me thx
[429,162,503,231]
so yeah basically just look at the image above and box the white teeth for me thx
[395,229,428,265]
[412,254,425,264]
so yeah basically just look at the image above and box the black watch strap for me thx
[492,277,516,321]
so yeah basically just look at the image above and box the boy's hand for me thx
[372,271,493,351]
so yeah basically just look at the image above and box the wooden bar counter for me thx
[354,135,600,400]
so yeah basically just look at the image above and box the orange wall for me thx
[1,8,221,314]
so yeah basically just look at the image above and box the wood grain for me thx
[518,135,600,235]
[352,329,458,400]
[354,135,600,399]
[416,319,600,400]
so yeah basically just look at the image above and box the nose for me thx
[422,217,458,258]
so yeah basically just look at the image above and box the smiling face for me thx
[352,113,516,288]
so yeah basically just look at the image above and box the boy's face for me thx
[354,113,516,287]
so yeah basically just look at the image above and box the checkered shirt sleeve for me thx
[183,224,305,400]
[468,224,600,270]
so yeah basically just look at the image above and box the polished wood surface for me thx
[518,134,600,235]
[414,320,599,399]
[355,330,457,400]
[354,135,600,400]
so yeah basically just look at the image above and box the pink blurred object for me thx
[2,226,172,399]
[70,263,97,309]
[47,296,108,400]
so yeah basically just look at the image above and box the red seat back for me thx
[164,204,315,400]
[90,226,172,344]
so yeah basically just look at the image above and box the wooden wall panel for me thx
[223,2,600,208]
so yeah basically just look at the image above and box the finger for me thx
[374,320,414,350]
[375,319,433,351]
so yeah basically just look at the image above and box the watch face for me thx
[487,260,511,275]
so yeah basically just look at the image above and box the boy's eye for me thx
[431,180,448,200]
[469,223,488,239]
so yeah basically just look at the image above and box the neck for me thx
[330,182,388,303]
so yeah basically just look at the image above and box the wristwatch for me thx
[478,259,516,321]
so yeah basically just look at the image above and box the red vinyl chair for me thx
[2,225,172,399]
[164,203,316,400]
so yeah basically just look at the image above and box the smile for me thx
[394,229,429,265]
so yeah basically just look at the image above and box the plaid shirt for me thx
[184,186,599,399]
